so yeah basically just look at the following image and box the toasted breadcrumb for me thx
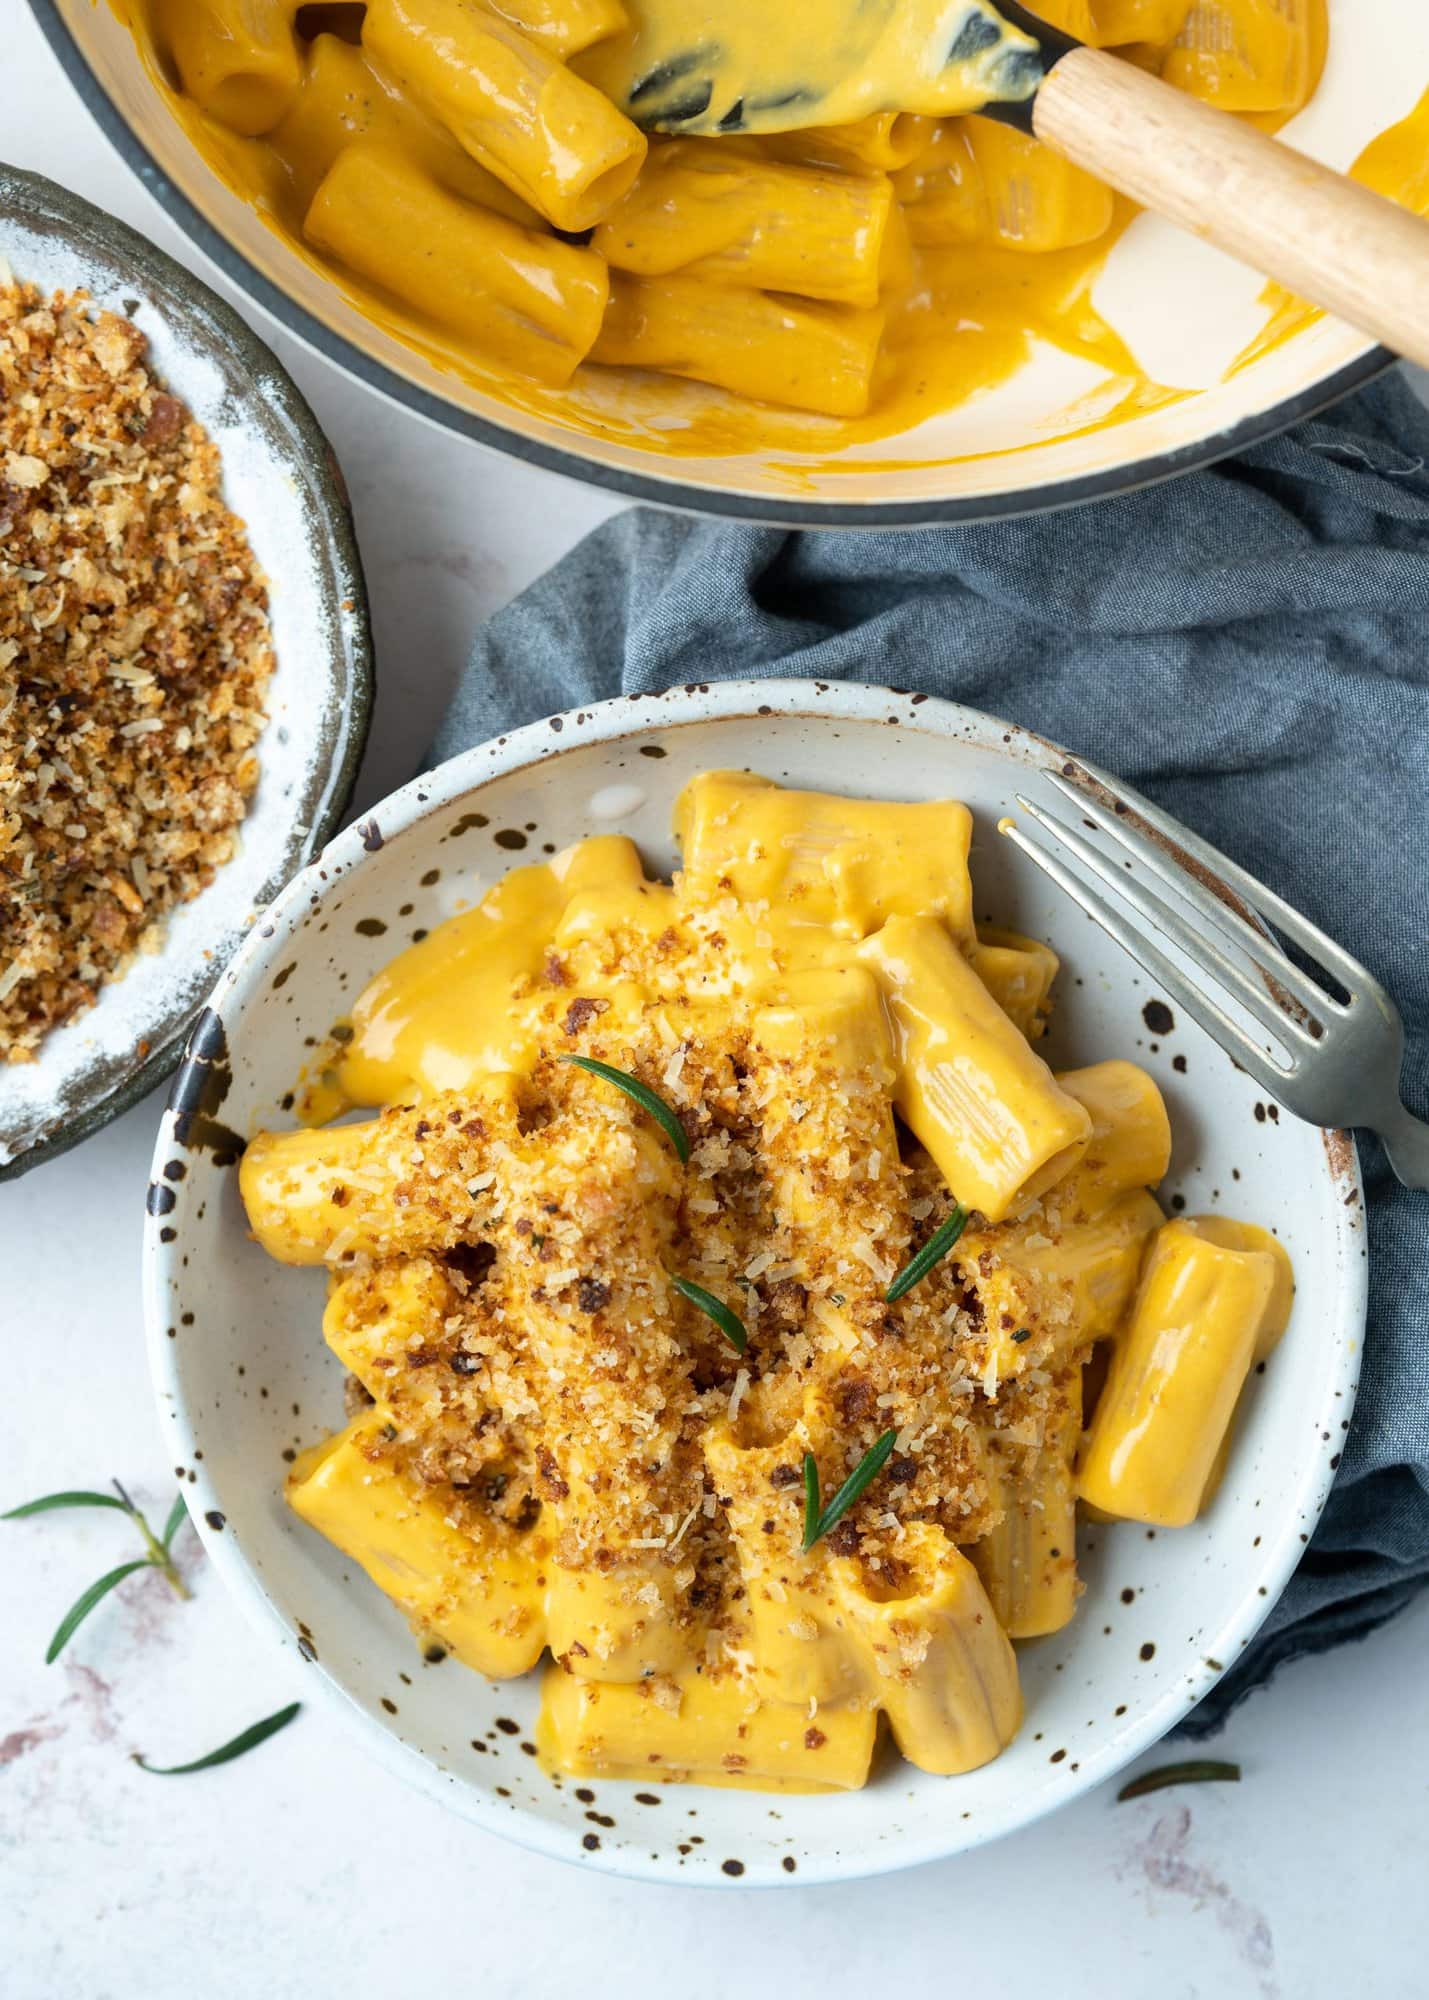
[0,282,272,1061]
[306,996,1093,1656]
[263,848,1160,1675]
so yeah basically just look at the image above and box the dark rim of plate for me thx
[26,0,1395,529]
[0,160,374,1181]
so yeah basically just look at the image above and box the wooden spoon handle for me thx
[1031,45,1429,370]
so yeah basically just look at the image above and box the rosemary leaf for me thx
[671,1274,747,1353]
[802,1452,821,1543]
[133,1701,302,1776]
[4,1490,131,1519]
[46,1560,151,1664]
[886,1204,969,1304]
[161,1494,189,1551]
[802,1429,899,1552]
[1117,1760,1242,1803]
[560,1055,690,1162]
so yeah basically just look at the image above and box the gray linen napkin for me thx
[436,372,1429,1733]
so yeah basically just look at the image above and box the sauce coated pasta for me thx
[241,775,1294,1792]
[119,0,1429,460]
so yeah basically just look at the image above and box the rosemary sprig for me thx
[133,1701,302,1776]
[6,1477,191,1663]
[1116,1760,1242,1802]
[3,1490,131,1518]
[560,1055,690,1162]
[802,1429,899,1552]
[161,1493,189,1551]
[47,1562,153,1666]
[115,1480,191,1597]
[671,1274,747,1353]
[885,1204,969,1304]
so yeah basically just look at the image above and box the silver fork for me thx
[1001,760,1429,1190]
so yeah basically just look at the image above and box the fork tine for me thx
[1014,795,1317,1052]
[1045,764,1370,1002]
[999,818,1295,1092]
[1041,772,1341,1027]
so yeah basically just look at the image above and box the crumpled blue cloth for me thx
[436,371,1429,1734]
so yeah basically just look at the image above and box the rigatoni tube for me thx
[155,0,302,135]
[1050,1060,1172,1218]
[829,1524,1022,1776]
[766,111,937,174]
[594,140,894,307]
[857,915,1092,1222]
[537,1664,877,1790]
[287,1417,550,1677]
[966,120,1115,254]
[304,143,609,386]
[592,275,884,417]
[968,926,1060,1041]
[363,0,646,230]
[275,32,540,222]
[971,1375,1082,1639]
[673,771,974,942]
[1078,1217,1290,1527]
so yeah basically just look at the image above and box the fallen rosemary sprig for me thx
[1116,1760,1242,1802]
[671,1274,747,1353]
[5,1479,190,1663]
[802,1429,899,1552]
[3,1489,132,1518]
[885,1204,969,1304]
[560,1055,690,1162]
[133,1701,302,1776]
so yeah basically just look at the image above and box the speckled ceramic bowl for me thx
[27,0,1429,522]
[0,164,372,1178]
[143,682,1365,1886]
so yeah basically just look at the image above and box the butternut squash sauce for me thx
[116,0,1423,465]
[240,773,1293,1791]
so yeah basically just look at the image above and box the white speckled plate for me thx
[0,164,372,1177]
[143,683,1365,1886]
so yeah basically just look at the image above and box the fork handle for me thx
[1379,1106,1429,1191]
[1031,48,1429,371]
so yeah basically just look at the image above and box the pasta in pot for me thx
[240,773,1295,1793]
[115,0,1428,458]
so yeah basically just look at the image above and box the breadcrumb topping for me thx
[0,282,272,1061]
[309,979,1091,1668]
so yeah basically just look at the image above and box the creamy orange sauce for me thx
[238,772,1293,1791]
[1238,79,1429,374]
[118,1,1424,468]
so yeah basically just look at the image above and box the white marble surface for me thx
[3,12,1427,1995]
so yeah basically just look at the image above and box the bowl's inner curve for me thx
[149,699,1363,1883]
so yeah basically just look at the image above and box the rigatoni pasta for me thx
[1079,1216,1294,1525]
[155,0,303,136]
[593,140,894,307]
[240,771,1294,1794]
[363,0,646,229]
[592,276,885,417]
[857,915,1092,1223]
[126,0,1363,442]
[289,1415,552,1676]
[305,142,609,384]
[273,31,541,220]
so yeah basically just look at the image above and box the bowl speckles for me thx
[0,164,372,1178]
[144,683,1365,1886]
